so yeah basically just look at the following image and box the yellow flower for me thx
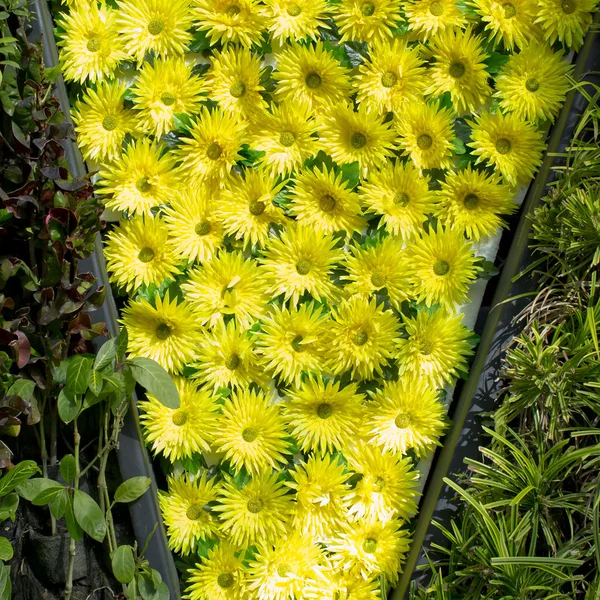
[273,41,352,111]
[186,543,247,600]
[396,308,473,388]
[104,214,180,294]
[195,0,266,47]
[116,0,194,63]
[406,227,478,309]
[256,302,329,386]
[163,187,224,263]
[471,0,537,50]
[360,161,437,240]
[262,0,330,43]
[395,100,455,171]
[425,27,491,114]
[182,251,269,329]
[468,110,546,186]
[287,453,351,540]
[355,38,427,114]
[122,292,201,373]
[176,106,246,185]
[139,378,217,460]
[283,378,365,453]
[193,320,267,391]
[494,42,573,123]
[304,570,382,600]
[535,0,597,50]
[365,377,446,456]
[97,138,179,214]
[404,0,466,39]
[215,388,291,476]
[216,472,294,547]
[249,103,319,177]
[204,47,267,119]
[319,103,397,176]
[333,0,403,44]
[57,3,125,83]
[260,225,344,305]
[159,473,220,555]
[72,79,137,163]
[342,237,412,310]
[327,296,400,380]
[436,166,516,240]
[131,56,204,138]
[217,168,286,247]
[287,166,364,235]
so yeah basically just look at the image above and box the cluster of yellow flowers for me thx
[57,0,594,596]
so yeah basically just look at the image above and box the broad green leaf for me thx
[116,328,128,362]
[58,388,81,424]
[114,476,151,504]
[128,357,180,409]
[17,477,60,501]
[0,460,39,497]
[7,379,35,400]
[49,489,68,520]
[94,338,117,371]
[111,545,135,584]
[64,497,83,542]
[0,493,18,522]
[88,370,103,396]
[32,481,65,506]
[0,563,10,600]
[66,355,93,395]
[73,489,106,542]
[0,538,12,562]
[139,574,159,600]
[59,455,76,485]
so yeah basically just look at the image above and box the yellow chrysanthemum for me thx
[260,226,344,305]
[535,0,597,50]
[395,100,455,171]
[193,320,267,391]
[57,3,125,83]
[346,445,419,522]
[139,378,217,460]
[163,187,224,263]
[97,138,179,214]
[217,168,286,247]
[406,227,478,309]
[329,518,410,584]
[215,472,293,547]
[273,42,352,111]
[283,378,365,453]
[204,47,267,119]
[365,378,446,456]
[121,292,202,373]
[159,473,220,555]
[342,237,412,309]
[404,0,467,39]
[318,104,396,175]
[176,106,246,184]
[360,161,437,240]
[186,543,247,600]
[333,0,402,44]
[215,388,291,476]
[195,0,266,47]
[131,56,204,138]
[436,166,516,240]
[256,303,329,386]
[72,79,137,163]
[327,296,400,380]
[287,453,351,540]
[261,0,330,42]
[396,309,473,388]
[304,570,382,600]
[182,251,269,329]
[494,42,573,123]
[250,103,319,177]
[287,166,364,235]
[468,110,546,186]
[116,0,194,63]
[104,214,180,293]
[471,0,537,50]
[425,27,491,114]
[355,38,427,114]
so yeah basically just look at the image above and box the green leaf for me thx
[59,455,76,485]
[0,562,10,600]
[49,489,68,520]
[484,51,509,74]
[0,538,12,562]
[0,493,19,522]
[7,379,35,400]
[88,370,104,396]
[66,355,93,395]
[0,460,39,497]
[17,477,61,501]
[64,497,83,542]
[94,338,118,371]
[114,476,151,504]
[452,138,466,155]
[57,388,81,424]
[111,545,135,584]
[32,481,65,506]
[73,489,106,542]
[138,574,159,600]
[128,357,180,408]
[116,328,129,362]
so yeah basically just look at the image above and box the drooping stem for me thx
[64,415,80,600]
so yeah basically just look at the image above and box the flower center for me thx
[291,335,305,352]
[225,353,240,370]
[217,573,234,589]
[138,247,155,263]
[429,0,444,15]
[195,220,211,235]
[363,538,378,553]
[279,131,296,147]
[155,323,171,340]
[102,115,117,131]
[249,200,266,215]
[449,62,466,79]
[242,427,258,442]
[351,132,367,149]
[371,272,386,288]
[353,328,369,346]
[225,4,241,16]
[206,142,223,160]
[433,259,450,276]
[319,194,336,212]
[172,410,188,426]
[160,91,177,106]
[276,563,291,577]
[562,0,576,12]
[147,18,164,35]
[502,2,516,17]
[361,1,375,16]
[86,37,101,52]
[525,77,540,92]
[417,133,433,150]
[420,339,435,355]
[305,72,322,89]
[229,81,246,98]
[463,193,479,209]
[296,259,312,275]
[136,176,152,193]
[316,403,333,419]
[495,138,512,155]
[381,71,397,88]
[374,476,385,491]
[185,504,203,520]
[394,192,410,206]
[247,498,263,513]
[395,412,411,428]
[286,2,302,16]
